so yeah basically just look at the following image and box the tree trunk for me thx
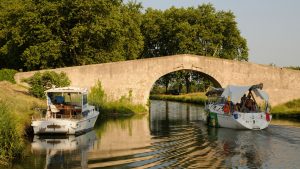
[184,73,191,93]
[165,81,169,94]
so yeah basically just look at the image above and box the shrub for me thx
[0,69,18,83]
[0,102,24,166]
[23,71,70,98]
[88,80,107,107]
[89,81,147,116]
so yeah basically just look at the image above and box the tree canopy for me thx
[141,4,248,60]
[0,0,144,71]
[0,1,248,71]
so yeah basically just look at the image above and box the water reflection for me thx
[271,118,300,127]
[31,130,97,169]
[150,100,206,134]
[88,115,152,168]
[14,100,300,169]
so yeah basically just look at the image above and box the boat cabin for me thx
[45,87,89,119]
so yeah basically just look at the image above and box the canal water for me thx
[11,100,300,169]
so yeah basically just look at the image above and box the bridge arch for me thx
[147,68,222,96]
[15,54,300,106]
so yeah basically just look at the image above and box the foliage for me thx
[155,73,176,94]
[150,92,208,105]
[0,82,45,166]
[24,71,70,98]
[141,4,248,60]
[272,99,300,118]
[0,1,247,71]
[0,0,144,71]
[88,80,107,107]
[151,70,216,94]
[89,81,146,116]
[285,66,300,70]
[0,69,18,83]
[0,102,24,166]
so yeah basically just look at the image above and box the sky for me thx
[130,0,300,67]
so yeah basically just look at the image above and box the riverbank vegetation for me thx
[285,66,300,70]
[89,81,147,117]
[0,69,18,83]
[271,99,300,118]
[0,102,24,166]
[0,81,45,166]
[150,92,207,105]
[23,71,70,98]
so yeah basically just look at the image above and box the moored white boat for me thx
[205,83,271,130]
[31,87,99,135]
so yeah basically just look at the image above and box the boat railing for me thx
[32,105,97,121]
[53,114,83,119]
[32,113,84,120]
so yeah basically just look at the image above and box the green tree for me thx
[0,0,144,71]
[152,69,220,94]
[155,73,175,94]
[141,4,248,60]
[24,71,70,98]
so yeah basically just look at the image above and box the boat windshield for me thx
[48,92,82,107]
[45,92,85,119]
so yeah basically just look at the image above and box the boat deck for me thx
[33,104,83,120]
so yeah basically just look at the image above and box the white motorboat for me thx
[31,87,99,134]
[205,83,271,130]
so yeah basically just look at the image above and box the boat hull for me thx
[32,110,99,135]
[207,111,271,130]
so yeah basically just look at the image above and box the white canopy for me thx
[221,85,269,104]
[45,87,87,94]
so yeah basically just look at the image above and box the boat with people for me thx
[205,83,271,130]
[31,87,99,135]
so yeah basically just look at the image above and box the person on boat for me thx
[245,95,254,112]
[223,102,230,114]
[235,103,240,111]
[241,94,247,106]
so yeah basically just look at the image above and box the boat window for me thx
[48,92,83,107]
[55,96,64,104]
[83,94,87,105]
[48,93,64,105]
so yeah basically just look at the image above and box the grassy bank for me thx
[96,99,147,117]
[150,92,207,105]
[272,99,300,118]
[89,81,147,117]
[0,81,45,165]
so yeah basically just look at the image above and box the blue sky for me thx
[129,0,300,67]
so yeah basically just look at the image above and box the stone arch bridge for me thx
[15,54,300,106]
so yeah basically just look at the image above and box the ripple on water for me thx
[88,122,227,169]
[18,100,300,169]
